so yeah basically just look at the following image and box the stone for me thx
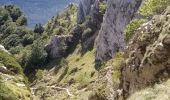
[95,0,142,62]
[0,44,10,54]
[45,35,72,59]
[77,0,95,24]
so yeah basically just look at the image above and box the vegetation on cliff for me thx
[0,50,32,100]
[0,0,170,100]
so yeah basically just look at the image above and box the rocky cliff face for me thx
[77,0,105,52]
[96,0,142,62]
[121,6,170,98]
[77,0,95,24]
[45,35,72,59]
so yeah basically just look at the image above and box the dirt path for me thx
[46,85,74,97]
[106,67,116,100]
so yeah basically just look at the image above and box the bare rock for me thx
[45,35,72,59]
[121,7,170,98]
[77,0,96,24]
[95,0,142,62]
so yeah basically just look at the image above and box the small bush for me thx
[125,19,145,41]
[16,15,27,26]
[0,9,10,25]
[140,0,170,17]
[9,45,23,54]
[99,1,107,15]
[36,69,46,80]
[34,23,44,34]
[82,28,92,36]
[25,39,47,69]
[2,34,21,49]
[22,34,34,46]
[0,50,22,74]
[2,23,16,38]
[4,5,22,21]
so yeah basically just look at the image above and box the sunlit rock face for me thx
[95,0,142,62]
[121,6,170,98]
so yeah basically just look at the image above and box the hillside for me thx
[0,0,170,100]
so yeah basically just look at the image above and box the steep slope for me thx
[1,0,170,100]
[121,6,170,98]
[0,46,32,100]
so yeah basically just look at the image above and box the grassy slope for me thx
[128,79,170,100]
[32,45,98,100]
[0,50,32,100]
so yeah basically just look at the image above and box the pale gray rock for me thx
[0,44,10,54]
[96,0,142,62]
[45,35,72,59]
[77,0,96,24]
[121,7,170,97]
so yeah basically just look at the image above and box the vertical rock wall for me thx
[77,0,95,24]
[96,0,142,62]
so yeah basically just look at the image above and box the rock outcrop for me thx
[77,0,95,24]
[45,35,72,59]
[77,0,106,52]
[96,0,142,62]
[121,6,170,98]
[0,44,10,54]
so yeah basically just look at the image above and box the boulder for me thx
[45,35,72,59]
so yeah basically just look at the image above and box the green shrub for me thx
[9,45,23,54]
[34,23,44,34]
[140,0,170,17]
[0,82,17,100]
[36,69,46,80]
[26,39,47,68]
[125,19,146,41]
[4,5,22,21]
[99,1,107,15]
[22,34,34,46]
[43,4,77,36]
[82,27,92,40]
[16,15,27,26]
[2,34,21,49]
[1,23,16,38]
[0,8,10,25]
[53,26,65,35]
[0,50,22,74]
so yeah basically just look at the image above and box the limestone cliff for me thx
[96,0,142,62]
[77,0,106,52]
[77,0,96,24]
